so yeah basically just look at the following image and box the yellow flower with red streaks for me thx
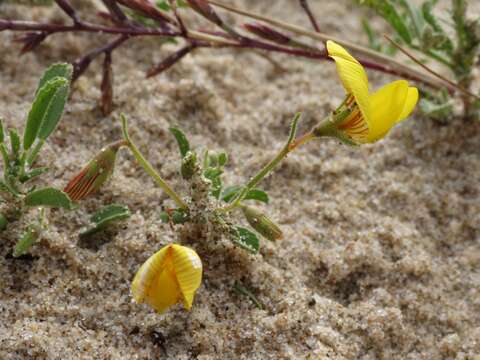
[315,40,419,144]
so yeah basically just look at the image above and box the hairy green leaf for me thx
[19,167,49,183]
[24,187,72,209]
[37,82,69,140]
[24,77,69,150]
[169,127,190,158]
[160,208,190,224]
[221,186,269,204]
[218,152,228,166]
[204,167,223,198]
[13,226,39,257]
[0,118,4,143]
[9,129,20,158]
[232,226,260,254]
[35,63,72,95]
[80,204,131,237]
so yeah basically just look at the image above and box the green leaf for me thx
[156,0,171,11]
[218,152,228,166]
[397,0,425,37]
[9,129,20,158]
[169,127,190,158]
[19,167,49,183]
[421,1,442,31]
[0,143,10,171]
[24,187,73,209]
[13,226,39,257]
[35,63,73,95]
[419,98,453,119]
[204,167,223,198]
[232,226,260,254]
[90,204,130,223]
[159,208,190,224]
[244,189,269,204]
[221,186,269,204]
[0,179,20,197]
[0,118,4,143]
[362,19,381,51]
[80,204,131,237]
[383,2,412,44]
[37,82,69,140]
[24,77,69,150]
[221,185,241,202]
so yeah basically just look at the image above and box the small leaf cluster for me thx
[0,63,74,256]
[80,204,131,237]
[358,0,480,118]
[162,127,277,255]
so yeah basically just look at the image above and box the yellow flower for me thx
[317,40,418,144]
[131,244,202,314]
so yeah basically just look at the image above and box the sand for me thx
[0,0,479,359]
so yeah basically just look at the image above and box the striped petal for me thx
[131,244,202,314]
[171,244,203,309]
[131,245,171,305]
[327,40,370,125]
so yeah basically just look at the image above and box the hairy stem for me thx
[220,113,301,213]
[121,115,188,209]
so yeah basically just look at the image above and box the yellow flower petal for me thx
[131,245,170,305]
[171,244,203,310]
[397,86,419,123]
[327,40,370,123]
[147,264,181,313]
[131,244,203,313]
[367,80,408,142]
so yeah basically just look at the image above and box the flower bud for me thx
[242,205,283,241]
[131,244,203,313]
[64,141,123,201]
[185,0,224,27]
[180,151,197,180]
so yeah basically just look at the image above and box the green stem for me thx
[120,114,188,209]
[26,139,45,166]
[409,44,454,69]
[220,113,301,213]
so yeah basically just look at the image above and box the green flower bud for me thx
[241,205,283,241]
[181,151,197,180]
[64,141,124,201]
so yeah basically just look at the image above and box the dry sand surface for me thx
[1,0,479,359]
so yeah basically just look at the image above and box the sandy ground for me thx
[1,0,479,359]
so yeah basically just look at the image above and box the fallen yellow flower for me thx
[131,244,202,314]
[313,40,419,145]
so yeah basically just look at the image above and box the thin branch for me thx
[299,0,320,33]
[168,0,187,36]
[384,35,479,100]
[101,0,129,25]
[55,0,80,24]
[207,0,449,90]
[73,35,129,81]
[147,44,196,77]
[0,19,179,36]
